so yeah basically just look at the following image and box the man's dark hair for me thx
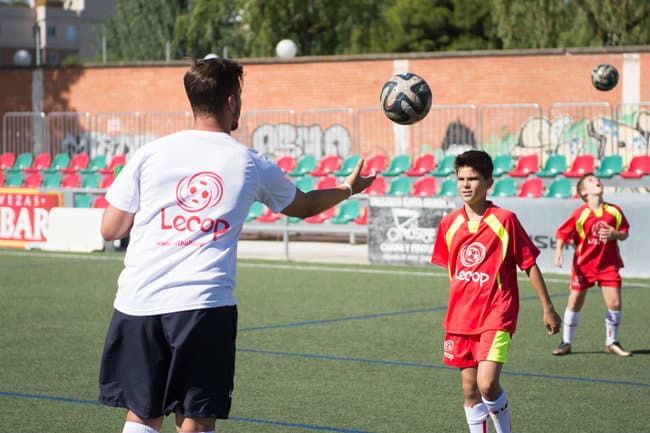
[183,58,243,118]
[454,150,494,179]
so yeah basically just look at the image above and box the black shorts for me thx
[99,305,237,419]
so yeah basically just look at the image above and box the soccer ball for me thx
[380,73,432,125]
[591,64,619,91]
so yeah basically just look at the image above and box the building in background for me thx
[0,0,115,66]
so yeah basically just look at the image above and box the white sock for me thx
[464,402,489,433]
[483,389,511,433]
[122,421,159,433]
[563,309,580,344]
[605,309,621,345]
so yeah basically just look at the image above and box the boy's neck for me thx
[464,201,489,220]
[586,195,603,209]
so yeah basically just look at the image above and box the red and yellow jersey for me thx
[555,202,629,274]
[431,203,539,334]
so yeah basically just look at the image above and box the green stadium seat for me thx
[81,172,102,189]
[42,172,62,189]
[333,154,360,177]
[80,154,107,174]
[431,155,456,177]
[492,154,512,177]
[246,201,266,222]
[545,178,572,198]
[594,155,623,179]
[536,154,567,178]
[294,175,313,192]
[437,178,458,197]
[288,154,317,177]
[42,152,71,174]
[381,154,410,177]
[4,172,24,187]
[330,200,361,224]
[73,193,94,208]
[491,177,516,197]
[5,152,33,174]
[386,176,411,196]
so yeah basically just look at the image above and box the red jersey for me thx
[431,203,539,335]
[555,202,629,274]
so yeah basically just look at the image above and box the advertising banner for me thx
[0,188,63,248]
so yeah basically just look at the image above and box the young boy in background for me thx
[552,173,631,357]
[431,150,561,433]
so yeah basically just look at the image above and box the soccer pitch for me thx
[0,249,648,433]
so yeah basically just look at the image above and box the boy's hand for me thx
[554,252,563,268]
[544,308,562,335]
[598,224,616,242]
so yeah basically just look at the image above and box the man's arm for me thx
[525,263,562,335]
[281,159,376,219]
[101,205,135,241]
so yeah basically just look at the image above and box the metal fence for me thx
[3,104,649,166]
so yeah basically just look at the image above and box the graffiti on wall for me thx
[250,123,353,158]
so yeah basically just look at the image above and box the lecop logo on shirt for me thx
[455,241,490,286]
[160,171,230,241]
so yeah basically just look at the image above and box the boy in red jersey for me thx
[431,150,561,433]
[552,173,631,357]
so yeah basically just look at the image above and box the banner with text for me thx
[0,188,63,248]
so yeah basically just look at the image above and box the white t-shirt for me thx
[105,130,296,316]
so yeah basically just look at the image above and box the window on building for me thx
[66,26,77,42]
[47,51,59,65]
[47,25,56,39]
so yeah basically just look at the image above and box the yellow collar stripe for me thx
[603,204,622,230]
[484,214,509,262]
[446,214,466,250]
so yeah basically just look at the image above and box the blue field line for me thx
[237,348,650,388]
[0,391,376,433]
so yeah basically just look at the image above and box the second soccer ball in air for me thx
[380,73,432,125]
[591,64,619,91]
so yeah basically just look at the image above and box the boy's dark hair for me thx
[454,150,494,179]
[183,58,243,118]
[576,172,596,201]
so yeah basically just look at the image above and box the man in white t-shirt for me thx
[99,57,376,433]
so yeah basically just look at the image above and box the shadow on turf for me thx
[553,349,650,356]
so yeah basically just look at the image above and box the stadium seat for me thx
[536,154,567,178]
[594,154,623,179]
[22,172,42,188]
[491,177,516,197]
[330,200,361,224]
[517,177,544,198]
[41,152,71,174]
[437,178,458,197]
[288,154,317,177]
[412,176,436,196]
[246,201,266,222]
[100,173,115,189]
[492,154,513,178]
[73,193,94,208]
[93,195,110,208]
[257,208,284,223]
[5,152,33,174]
[0,152,15,171]
[315,175,338,190]
[564,154,595,178]
[4,171,23,187]
[619,155,650,179]
[545,178,573,198]
[42,172,62,189]
[508,154,539,177]
[304,207,336,224]
[310,155,341,176]
[431,155,456,177]
[333,154,361,177]
[294,175,314,192]
[61,172,81,188]
[100,154,127,175]
[361,154,387,177]
[386,176,411,196]
[381,154,410,177]
[61,153,89,174]
[80,154,107,174]
[405,154,435,177]
[81,172,102,189]
[24,152,52,173]
[354,206,368,225]
[363,175,387,195]
[275,155,296,174]
[0,171,3,186]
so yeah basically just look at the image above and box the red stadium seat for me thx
[304,207,336,224]
[257,208,284,223]
[61,153,89,174]
[99,154,126,175]
[24,152,51,173]
[405,154,435,177]
[0,152,16,170]
[275,155,296,174]
[361,154,387,177]
[310,155,341,176]
[61,172,81,188]
[363,175,387,195]
[563,154,595,178]
[619,155,650,179]
[100,174,115,188]
[412,176,437,196]
[315,175,338,190]
[93,195,109,208]
[517,177,544,198]
[22,172,42,188]
[354,206,368,225]
[508,154,539,177]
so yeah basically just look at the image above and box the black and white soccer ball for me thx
[380,73,432,125]
[591,64,619,91]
